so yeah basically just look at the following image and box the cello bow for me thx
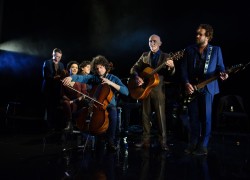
[63,83,104,106]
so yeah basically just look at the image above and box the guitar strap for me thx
[203,46,213,74]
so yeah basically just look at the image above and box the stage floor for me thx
[0,123,250,180]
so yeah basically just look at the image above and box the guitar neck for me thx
[149,63,166,75]
[183,64,244,105]
[195,64,243,90]
[148,49,185,77]
[196,75,219,90]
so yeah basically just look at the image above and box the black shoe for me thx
[184,144,197,154]
[161,143,170,151]
[107,143,117,152]
[192,147,208,156]
[64,122,73,132]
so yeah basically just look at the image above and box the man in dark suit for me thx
[42,48,65,130]
[180,24,228,155]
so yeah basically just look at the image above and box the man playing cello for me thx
[62,55,129,152]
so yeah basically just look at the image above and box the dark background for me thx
[0,0,249,118]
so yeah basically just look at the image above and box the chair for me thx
[61,105,124,153]
[42,104,94,153]
[61,110,96,153]
[5,101,46,134]
[62,130,95,152]
[43,103,124,154]
[5,101,21,131]
[215,95,249,133]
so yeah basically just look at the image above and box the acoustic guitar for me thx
[128,49,185,100]
[181,63,244,105]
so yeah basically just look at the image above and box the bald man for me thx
[130,34,175,151]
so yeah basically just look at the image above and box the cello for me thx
[66,83,113,135]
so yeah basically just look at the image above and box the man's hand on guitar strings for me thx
[135,76,144,86]
[220,72,229,80]
[185,83,195,95]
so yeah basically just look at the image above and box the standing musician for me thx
[129,34,175,151]
[180,24,228,155]
[62,55,129,152]
[42,48,65,131]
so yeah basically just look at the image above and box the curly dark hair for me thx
[198,24,214,42]
[91,55,113,74]
[79,60,91,69]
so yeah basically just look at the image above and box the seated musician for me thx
[62,55,129,152]
[61,61,89,132]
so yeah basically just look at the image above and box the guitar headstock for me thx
[169,49,185,60]
[227,64,244,74]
